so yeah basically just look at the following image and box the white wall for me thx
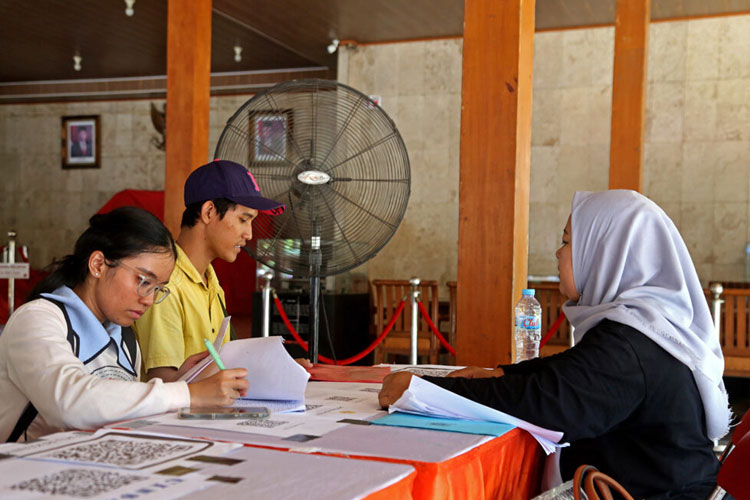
[2,14,750,289]
[342,39,463,292]
[343,15,750,287]
[0,95,251,269]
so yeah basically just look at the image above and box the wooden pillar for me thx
[457,0,535,367]
[609,0,650,191]
[164,0,212,236]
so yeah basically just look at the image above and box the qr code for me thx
[327,396,356,402]
[45,439,194,467]
[11,468,147,497]
[237,418,288,428]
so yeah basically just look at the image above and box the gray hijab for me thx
[562,190,731,440]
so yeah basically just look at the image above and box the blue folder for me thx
[372,412,515,437]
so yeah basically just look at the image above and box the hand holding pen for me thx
[185,339,248,406]
[203,337,226,370]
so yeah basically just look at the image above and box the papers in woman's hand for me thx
[225,337,310,401]
[180,334,310,405]
[390,376,566,454]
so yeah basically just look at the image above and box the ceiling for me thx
[1,0,749,84]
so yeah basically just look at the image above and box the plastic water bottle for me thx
[515,289,542,362]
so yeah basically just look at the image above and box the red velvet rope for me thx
[539,311,566,348]
[273,294,407,365]
[273,293,567,362]
[416,300,456,356]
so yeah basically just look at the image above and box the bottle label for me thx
[516,315,540,330]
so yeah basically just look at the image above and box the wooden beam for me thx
[165,0,212,236]
[609,0,650,191]
[457,0,535,367]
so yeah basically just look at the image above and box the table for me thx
[111,381,544,499]
[118,424,542,499]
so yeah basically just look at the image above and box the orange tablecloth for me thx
[365,470,418,500]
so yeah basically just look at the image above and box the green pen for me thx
[203,338,226,370]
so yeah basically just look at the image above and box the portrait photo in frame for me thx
[62,115,100,169]
[251,111,291,163]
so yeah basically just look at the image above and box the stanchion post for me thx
[7,231,16,317]
[710,282,723,338]
[709,282,724,450]
[409,277,421,365]
[261,270,274,337]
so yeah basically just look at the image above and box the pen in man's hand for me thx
[203,338,226,370]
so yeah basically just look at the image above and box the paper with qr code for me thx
[0,458,210,500]
[0,431,97,456]
[4,429,240,472]
[130,410,344,438]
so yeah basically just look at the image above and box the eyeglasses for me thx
[114,261,171,304]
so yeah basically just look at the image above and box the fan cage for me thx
[214,79,410,278]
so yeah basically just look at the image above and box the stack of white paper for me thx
[180,332,310,413]
[391,376,566,454]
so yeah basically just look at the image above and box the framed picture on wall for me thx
[251,111,291,163]
[62,115,100,169]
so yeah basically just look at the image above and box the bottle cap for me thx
[522,289,535,296]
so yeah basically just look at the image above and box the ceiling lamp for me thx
[327,39,339,55]
[233,45,242,63]
[73,54,82,71]
[124,0,135,17]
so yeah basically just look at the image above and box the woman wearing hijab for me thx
[379,190,731,499]
[0,207,249,443]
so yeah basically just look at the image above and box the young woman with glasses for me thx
[0,207,249,442]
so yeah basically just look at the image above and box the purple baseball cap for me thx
[184,160,285,215]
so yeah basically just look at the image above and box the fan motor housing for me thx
[297,170,331,185]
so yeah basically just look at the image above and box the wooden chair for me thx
[371,279,440,364]
[532,281,573,357]
[709,286,750,377]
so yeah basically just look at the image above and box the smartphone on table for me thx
[178,406,269,420]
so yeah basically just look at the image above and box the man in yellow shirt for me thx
[133,160,285,381]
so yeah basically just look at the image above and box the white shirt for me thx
[0,299,190,441]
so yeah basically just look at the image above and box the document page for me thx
[4,429,239,471]
[225,336,310,402]
[391,376,566,454]
[180,335,310,404]
[0,459,209,500]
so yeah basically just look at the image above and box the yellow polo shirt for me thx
[133,244,229,376]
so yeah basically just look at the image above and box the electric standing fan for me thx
[214,79,410,362]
